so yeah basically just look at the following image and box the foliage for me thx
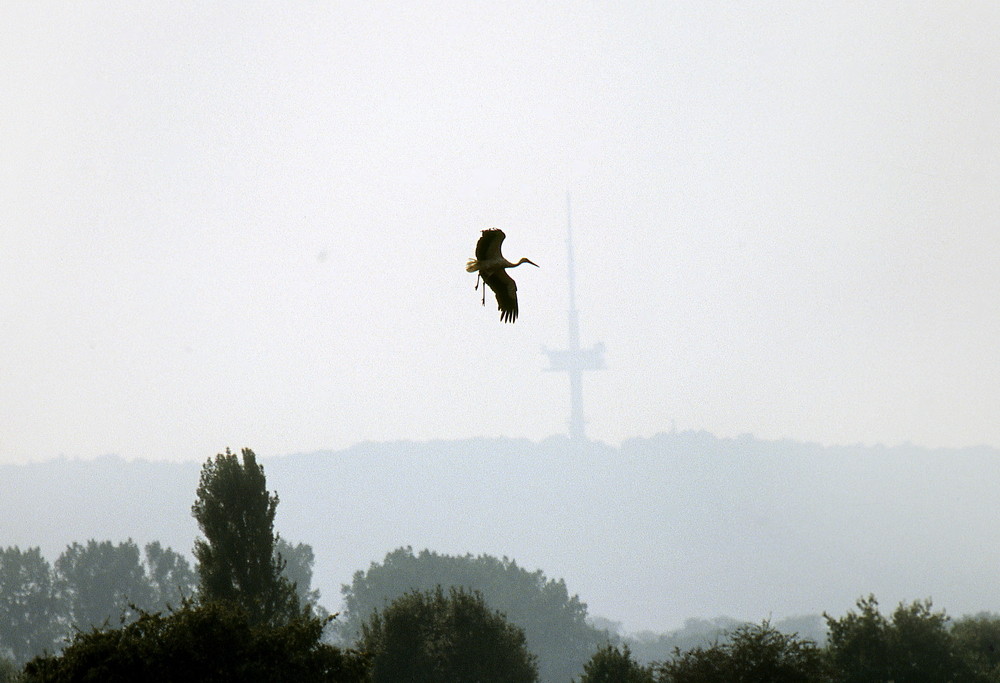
[824,596,890,682]
[626,617,743,666]
[1,655,23,683]
[2,541,199,666]
[55,540,151,631]
[22,600,368,683]
[143,541,197,613]
[656,620,830,683]
[825,595,965,683]
[953,613,1000,682]
[0,547,63,667]
[578,644,653,683]
[276,538,323,613]
[341,547,603,682]
[629,615,828,668]
[359,586,537,682]
[191,447,299,625]
[890,599,963,682]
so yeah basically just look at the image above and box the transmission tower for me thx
[542,195,605,441]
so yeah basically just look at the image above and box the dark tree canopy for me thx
[341,547,604,682]
[952,613,1000,682]
[656,620,830,683]
[578,644,654,683]
[825,596,966,683]
[191,447,299,625]
[0,657,18,683]
[359,586,538,683]
[23,600,368,683]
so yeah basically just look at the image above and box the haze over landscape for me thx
[2,0,1000,654]
[5,435,1000,637]
[3,3,999,463]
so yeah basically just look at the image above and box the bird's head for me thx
[518,257,539,267]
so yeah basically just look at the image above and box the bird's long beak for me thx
[525,259,539,267]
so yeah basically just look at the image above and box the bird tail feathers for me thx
[465,259,479,273]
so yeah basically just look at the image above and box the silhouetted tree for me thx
[341,547,602,682]
[191,447,298,625]
[55,540,151,631]
[825,596,965,683]
[23,600,368,683]
[276,539,322,612]
[824,596,890,682]
[578,644,653,683]
[952,613,1000,682]
[0,656,21,683]
[143,542,197,613]
[656,621,830,683]
[359,586,537,682]
[0,547,62,667]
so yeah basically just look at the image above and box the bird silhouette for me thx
[466,228,538,323]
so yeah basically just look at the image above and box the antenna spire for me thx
[543,194,606,441]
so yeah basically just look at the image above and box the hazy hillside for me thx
[3,432,999,633]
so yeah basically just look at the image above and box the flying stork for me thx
[466,228,538,323]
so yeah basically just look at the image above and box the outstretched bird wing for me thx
[482,268,519,323]
[475,228,506,261]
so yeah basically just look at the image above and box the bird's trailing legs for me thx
[475,274,485,305]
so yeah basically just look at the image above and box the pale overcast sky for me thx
[2,2,998,464]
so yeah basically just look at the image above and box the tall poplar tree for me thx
[191,448,298,625]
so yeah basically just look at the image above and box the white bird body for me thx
[466,228,538,323]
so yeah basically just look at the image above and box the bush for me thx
[23,601,367,683]
[342,547,601,681]
[359,586,537,682]
[578,644,653,683]
[825,596,964,683]
[657,620,829,683]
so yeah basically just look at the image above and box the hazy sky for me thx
[2,3,999,464]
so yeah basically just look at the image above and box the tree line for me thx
[3,447,1000,682]
[0,536,319,666]
[580,597,1000,683]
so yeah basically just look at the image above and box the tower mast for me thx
[543,195,605,441]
